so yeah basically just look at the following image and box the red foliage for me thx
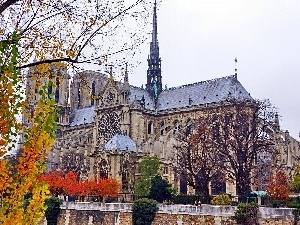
[266,169,290,203]
[39,170,120,198]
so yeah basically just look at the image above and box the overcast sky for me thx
[129,0,300,139]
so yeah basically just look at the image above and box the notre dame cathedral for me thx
[22,1,300,199]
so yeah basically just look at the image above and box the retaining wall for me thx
[38,202,298,225]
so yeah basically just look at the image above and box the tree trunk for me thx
[236,171,251,202]
[195,179,210,204]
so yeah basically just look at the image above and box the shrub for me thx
[234,202,258,225]
[132,198,159,225]
[292,208,300,225]
[210,194,231,205]
[44,197,63,225]
[173,194,206,205]
[149,175,173,203]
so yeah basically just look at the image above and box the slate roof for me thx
[68,75,251,126]
[129,75,252,111]
[105,134,136,152]
[129,86,155,110]
[157,75,252,111]
[69,106,95,126]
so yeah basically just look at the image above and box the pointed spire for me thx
[275,113,279,126]
[109,66,115,86]
[234,57,238,76]
[146,0,162,103]
[152,0,158,46]
[124,62,129,84]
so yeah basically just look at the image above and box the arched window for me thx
[211,174,226,195]
[100,160,108,179]
[148,121,153,134]
[77,83,81,108]
[160,121,165,135]
[48,85,52,98]
[55,77,60,103]
[185,118,192,137]
[91,82,95,106]
[122,161,129,190]
[173,120,181,135]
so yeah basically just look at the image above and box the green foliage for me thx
[292,208,300,225]
[234,202,258,225]
[44,197,63,225]
[148,175,174,203]
[287,196,300,208]
[132,198,159,225]
[210,193,231,205]
[172,194,205,205]
[135,156,161,197]
[292,166,300,192]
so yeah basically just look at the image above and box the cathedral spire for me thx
[152,0,158,48]
[146,0,162,103]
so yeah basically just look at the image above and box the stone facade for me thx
[21,2,300,198]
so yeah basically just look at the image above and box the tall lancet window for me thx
[91,82,95,106]
[55,77,60,103]
[48,84,53,99]
[77,83,81,108]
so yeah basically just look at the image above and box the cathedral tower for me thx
[146,0,162,102]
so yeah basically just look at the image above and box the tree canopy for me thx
[135,156,161,197]
[174,99,278,200]
[0,0,151,223]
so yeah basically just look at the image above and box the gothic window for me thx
[211,115,220,140]
[148,121,153,134]
[98,112,120,142]
[211,174,226,195]
[100,160,108,179]
[185,118,193,137]
[55,77,60,103]
[91,82,95,106]
[173,120,181,135]
[160,121,165,135]
[163,166,168,175]
[78,83,81,108]
[122,161,129,190]
[179,176,187,194]
[48,84,52,99]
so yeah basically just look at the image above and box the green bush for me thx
[132,198,159,225]
[210,194,231,205]
[172,194,209,205]
[234,202,258,225]
[45,197,63,225]
[292,208,300,225]
[149,175,173,203]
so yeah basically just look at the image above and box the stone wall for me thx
[39,202,299,225]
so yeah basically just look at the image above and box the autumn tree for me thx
[0,0,152,223]
[291,165,300,193]
[174,99,277,201]
[1,0,152,73]
[215,99,278,200]
[174,116,222,203]
[0,34,58,223]
[40,170,120,200]
[266,169,290,205]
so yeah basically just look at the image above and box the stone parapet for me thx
[61,202,294,220]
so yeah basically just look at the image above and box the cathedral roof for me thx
[69,106,95,126]
[129,86,156,110]
[157,75,252,110]
[129,75,252,111]
[105,134,136,152]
